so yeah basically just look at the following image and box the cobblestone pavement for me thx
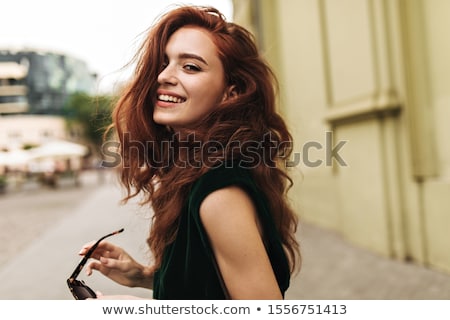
[1,169,450,299]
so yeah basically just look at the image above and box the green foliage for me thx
[63,92,115,153]
[22,143,38,150]
[0,175,6,190]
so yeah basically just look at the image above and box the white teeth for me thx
[158,94,183,103]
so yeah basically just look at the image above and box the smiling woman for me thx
[76,5,300,300]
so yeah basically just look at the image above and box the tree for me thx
[63,92,115,157]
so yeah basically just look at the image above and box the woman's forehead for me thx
[165,26,218,57]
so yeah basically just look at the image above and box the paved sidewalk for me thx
[1,170,450,299]
[0,173,152,299]
[286,223,450,299]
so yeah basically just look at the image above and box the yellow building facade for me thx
[233,0,450,273]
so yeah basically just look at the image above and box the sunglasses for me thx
[67,228,124,300]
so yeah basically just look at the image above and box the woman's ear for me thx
[222,85,238,101]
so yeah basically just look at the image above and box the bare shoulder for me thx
[199,185,257,226]
[198,185,262,258]
[198,185,283,299]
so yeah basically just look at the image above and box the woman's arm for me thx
[200,186,283,300]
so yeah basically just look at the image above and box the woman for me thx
[79,5,300,300]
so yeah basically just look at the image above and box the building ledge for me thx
[325,93,402,124]
[0,102,29,114]
[0,85,28,96]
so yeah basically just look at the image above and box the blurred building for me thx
[0,61,28,113]
[233,0,450,274]
[0,115,70,151]
[0,48,96,115]
[0,49,95,151]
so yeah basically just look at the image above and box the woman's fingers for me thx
[78,241,96,255]
[79,241,121,259]
[99,256,131,272]
[85,260,102,276]
[79,241,117,254]
[86,259,114,277]
[85,256,126,276]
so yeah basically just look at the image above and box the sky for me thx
[0,0,233,93]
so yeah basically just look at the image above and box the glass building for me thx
[0,49,96,115]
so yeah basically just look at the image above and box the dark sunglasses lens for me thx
[68,280,97,300]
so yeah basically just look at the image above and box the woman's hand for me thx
[79,241,154,290]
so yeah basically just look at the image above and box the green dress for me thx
[152,164,291,299]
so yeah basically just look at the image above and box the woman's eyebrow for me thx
[178,53,208,65]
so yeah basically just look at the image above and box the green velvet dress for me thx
[152,164,291,299]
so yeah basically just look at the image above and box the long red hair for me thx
[111,5,300,273]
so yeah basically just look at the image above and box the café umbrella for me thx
[29,140,89,160]
[0,149,32,167]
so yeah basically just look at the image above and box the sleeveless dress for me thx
[152,164,290,299]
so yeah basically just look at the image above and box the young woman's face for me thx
[154,26,227,130]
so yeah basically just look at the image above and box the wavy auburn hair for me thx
[111,5,300,272]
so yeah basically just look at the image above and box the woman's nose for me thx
[157,64,178,85]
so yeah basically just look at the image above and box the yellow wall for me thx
[233,0,450,273]
[421,0,450,272]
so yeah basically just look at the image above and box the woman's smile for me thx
[156,90,186,107]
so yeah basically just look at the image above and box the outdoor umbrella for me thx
[29,139,89,160]
[0,149,32,166]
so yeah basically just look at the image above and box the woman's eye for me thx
[184,64,201,72]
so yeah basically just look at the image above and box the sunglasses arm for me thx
[68,228,124,282]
